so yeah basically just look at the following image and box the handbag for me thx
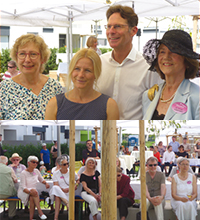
[136,211,150,220]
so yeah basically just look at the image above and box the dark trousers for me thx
[161,162,174,175]
[117,197,132,218]
[44,163,50,171]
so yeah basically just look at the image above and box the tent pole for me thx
[57,126,61,157]
[69,120,75,220]
[139,120,146,220]
[102,120,117,219]
[192,15,198,52]
[69,11,73,60]
[66,26,70,64]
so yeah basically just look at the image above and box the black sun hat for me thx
[143,29,199,71]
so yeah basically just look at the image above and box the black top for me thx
[151,109,165,120]
[176,151,189,158]
[56,93,109,120]
[0,144,4,155]
[82,148,100,164]
[80,170,100,193]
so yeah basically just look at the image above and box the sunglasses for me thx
[31,161,38,164]
[117,174,121,177]
[8,66,14,68]
[62,163,69,166]
[149,164,157,167]
[13,159,20,161]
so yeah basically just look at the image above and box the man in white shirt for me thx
[161,145,175,176]
[97,5,162,119]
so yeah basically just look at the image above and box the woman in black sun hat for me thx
[142,29,199,120]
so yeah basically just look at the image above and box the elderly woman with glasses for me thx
[80,158,101,220]
[0,34,62,120]
[117,167,135,220]
[18,156,50,220]
[171,157,197,220]
[50,155,79,220]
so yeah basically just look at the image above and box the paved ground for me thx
[0,208,89,220]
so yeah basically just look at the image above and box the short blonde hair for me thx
[86,36,97,48]
[67,48,101,91]
[10,34,51,73]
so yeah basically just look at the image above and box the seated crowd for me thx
[0,137,198,220]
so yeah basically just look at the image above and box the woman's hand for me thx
[45,182,50,189]
[62,188,69,193]
[94,194,101,202]
[180,197,189,203]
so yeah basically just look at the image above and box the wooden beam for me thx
[69,120,75,220]
[139,120,146,220]
[102,120,117,220]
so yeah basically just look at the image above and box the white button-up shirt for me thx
[97,46,162,119]
[162,150,176,164]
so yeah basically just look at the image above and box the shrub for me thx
[43,48,60,74]
[0,48,11,73]
[58,46,66,53]
[99,48,112,54]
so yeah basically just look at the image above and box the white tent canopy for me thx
[1,0,199,27]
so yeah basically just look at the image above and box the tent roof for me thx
[1,0,199,27]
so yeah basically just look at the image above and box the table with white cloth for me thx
[188,159,200,166]
[131,151,154,161]
[119,155,136,170]
[57,62,68,75]
[130,179,200,200]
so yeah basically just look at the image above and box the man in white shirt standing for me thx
[97,5,162,119]
[161,145,175,176]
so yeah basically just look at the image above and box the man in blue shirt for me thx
[169,136,180,153]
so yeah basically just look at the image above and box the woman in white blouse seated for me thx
[18,156,50,220]
[171,157,197,220]
[50,155,79,220]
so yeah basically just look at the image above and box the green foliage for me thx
[99,48,112,54]
[2,142,86,167]
[168,16,191,35]
[43,48,60,74]
[58,46,66,53]
[0,48,11,73]
[146,120,186,137]
[73,48,80,53]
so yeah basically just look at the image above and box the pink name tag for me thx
[172,102,187,114]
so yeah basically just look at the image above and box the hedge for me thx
[2,143,87,168]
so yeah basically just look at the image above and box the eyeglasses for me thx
[62,163,69,166]
[16,52,40,60]
[13,159,19,161]
[149,164,157,167]
[180,163,189,166]
[8,66,15,68]
[31,161,38,164]
[104,24,129,30]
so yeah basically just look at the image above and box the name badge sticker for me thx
[172,102,187,114]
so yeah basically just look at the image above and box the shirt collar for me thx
[109,45,137,64]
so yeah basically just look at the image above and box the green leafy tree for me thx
[0,48,11,73]
[43,48,60,74]
[146,120,186,137]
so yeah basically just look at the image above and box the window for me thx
[59,34,66,48]
[43,28,54,33]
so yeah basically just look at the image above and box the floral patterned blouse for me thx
[0,77,63,120]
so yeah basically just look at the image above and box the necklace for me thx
[160,84,176,103]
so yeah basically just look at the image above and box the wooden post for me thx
[116,128,119,154]
[94,126,99,150]
[102,120,117,220]
[69,120,75,220]
[166,135,169,147]
[139,120,146,220]
[192,15,199,52]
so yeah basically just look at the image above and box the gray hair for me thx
[0,156,8,164]
[146,156,158,164]
[27,156,38,164]
[57,155,69,166]
[178,157,190,164]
